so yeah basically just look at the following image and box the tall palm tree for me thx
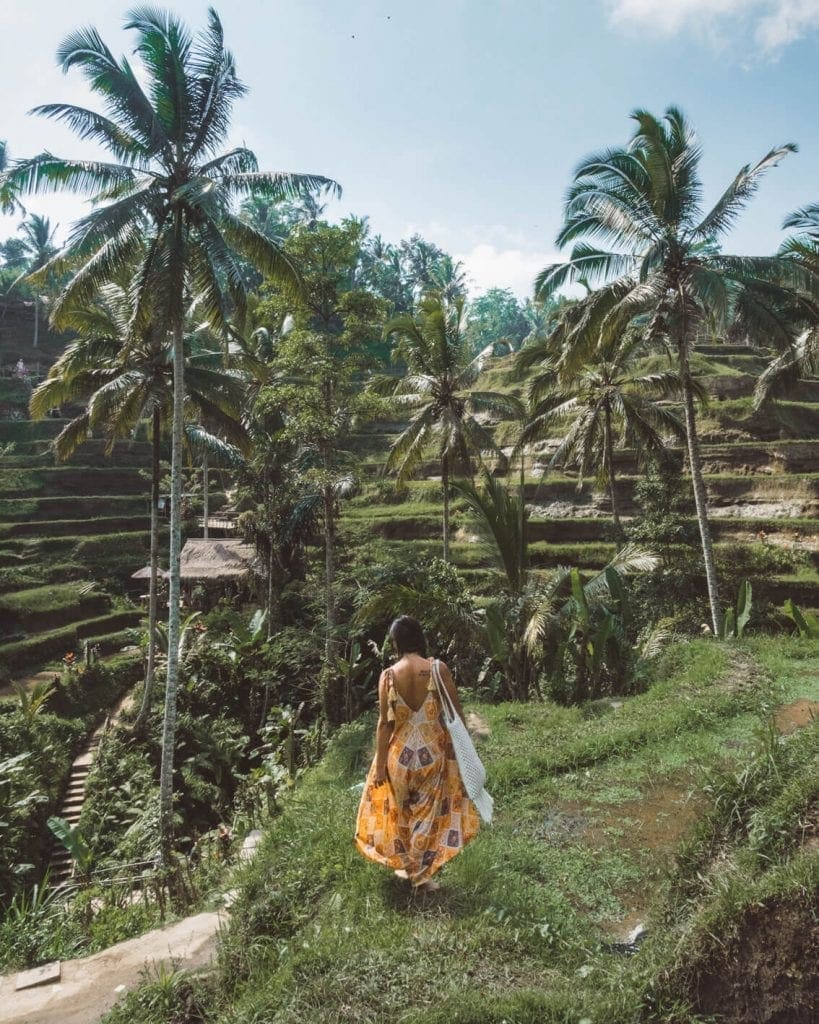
[520,330,691,532]
[754,204,819,406]
[7,7,337,852]
[30,284,248,732]
[0,141,23,214]
[378,293,523,560]
[430,254,469,302]
[534,106,803,633]
[12,214,58,347]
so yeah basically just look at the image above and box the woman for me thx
[355,615,480,890]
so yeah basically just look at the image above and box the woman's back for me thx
[388,653,433,713]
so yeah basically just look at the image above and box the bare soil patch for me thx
[691,897,819,1024]
[774,699,819,735]
[598,782,699,856]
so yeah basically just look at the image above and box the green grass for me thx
[0,466,148,497]
[0,494,148,522]
[1,609,142,674]
[0,419,67,443]
[0,561,85,595]
[0,514,149,540]
[99,638,819,1024]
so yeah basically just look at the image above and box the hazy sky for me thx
[1,0,818,296]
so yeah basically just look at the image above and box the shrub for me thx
[0,712,84,901]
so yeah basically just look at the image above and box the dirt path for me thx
[0,831,261,1024]
[0,910,225,1024]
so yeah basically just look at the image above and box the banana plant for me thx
[14,681,54,728]
[782,599,819,638]
[47,816,93,878]
[720,580,753,639]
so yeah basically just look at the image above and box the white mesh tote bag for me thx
[431,658,494,823]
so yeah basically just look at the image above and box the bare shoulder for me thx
[436,660,457,687]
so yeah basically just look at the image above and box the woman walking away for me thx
[355,615,480,891]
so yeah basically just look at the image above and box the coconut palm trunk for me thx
[202,451,209,539]
[135,406,161,733]
[267,542,276,640]
[442,451,450,562]
[159,245,186,857]
[33,295,39,349]
[677,334,721,635]
[603,400,621,534]
[322,471,337,723]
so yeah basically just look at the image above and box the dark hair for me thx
[388,615,427,657]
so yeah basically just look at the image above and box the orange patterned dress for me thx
[355,663,480,885]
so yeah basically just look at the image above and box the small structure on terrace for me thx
[130,539,256,609]
[178,538,256,608]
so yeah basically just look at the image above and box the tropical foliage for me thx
[375,293,523,559]
[534,106,812,633]
[0,12,818,998]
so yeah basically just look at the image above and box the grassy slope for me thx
[103,638,819,1024]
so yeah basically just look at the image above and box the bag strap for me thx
[431,658,457,724]
[385,667,396,724]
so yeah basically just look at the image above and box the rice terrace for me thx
[0,3,816,1023]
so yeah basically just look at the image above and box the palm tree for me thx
[31,286,248,732]
[12,214,58,347]
[8,7,337,852]
[430,254,469,302]
[452,467,658,699]
[535,106,803,634]
[754,205,819,406]
[0,141,22,214]
[520,330,691,532]
[378,293,523,560]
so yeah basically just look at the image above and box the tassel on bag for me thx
[431,659,494,824]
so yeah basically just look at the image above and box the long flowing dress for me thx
[355,662,480,885]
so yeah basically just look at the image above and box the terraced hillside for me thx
[344,343,819,615]
[0,417,156,682]
[1,339,817,683]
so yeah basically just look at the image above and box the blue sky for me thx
[1,0,818,296]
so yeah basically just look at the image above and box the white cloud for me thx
[609,0,749,36]
[606,0,819,53]
[454,243,559,300]
[754,0,819,49]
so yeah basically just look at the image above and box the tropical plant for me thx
[0,140,22,214]
[468,288,530,354]
[47,816,93,878]
[452,469,534,697]
[782,599,819,639]
[11,214,58,347]
[452,468,659,700]
[14,681,54,728]
[535,106,805,634]
[353,556,482,694]
[359,233,412,312]
[454,468,528,595]
[753,204,819,407]
[398,234,448,297]
[377,293,524,560]
[429,254,469,302]
[212,609,273,727]
[519,328,691,532]
[7,6,337,853]
[523,546,660,703]
[719,579,753,639]
[30,284,248,732]
[256,219,382,722]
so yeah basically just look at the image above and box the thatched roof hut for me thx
[131,564,166,580]
[178,539,255,581]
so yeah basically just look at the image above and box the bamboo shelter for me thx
[131,539,256,609]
